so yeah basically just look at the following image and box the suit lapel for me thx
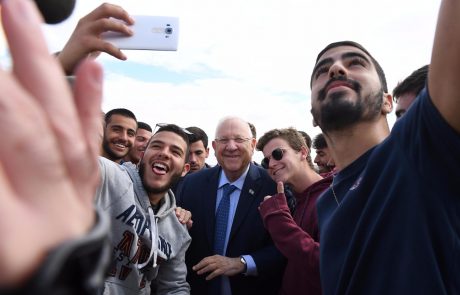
[229,164,261,242]
[204,166,221,249]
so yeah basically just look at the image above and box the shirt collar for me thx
[218,164,250,191]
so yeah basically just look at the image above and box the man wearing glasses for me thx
[177,116,285,295]
[256,128,332,295]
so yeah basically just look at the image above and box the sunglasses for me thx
[261,148,285,169]
[155,123,193,135]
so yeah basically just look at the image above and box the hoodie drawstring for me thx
[138,206,158,269]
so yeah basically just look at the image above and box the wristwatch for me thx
[239,256,247,273]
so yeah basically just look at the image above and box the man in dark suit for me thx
[177,116,285,295]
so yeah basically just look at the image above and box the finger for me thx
[3,0,88,182]
[263,195,272,201]
[83,3,134,25]
[175,207,185,219]
[197,263,216,276]
[90,18,134,36]
[192,255,215,271]
[72,60,104,203]
[89,39,127,60]
[206,268,223,280]
[277,181,284,194]
[0,65,66,199]
[186,220,193,229]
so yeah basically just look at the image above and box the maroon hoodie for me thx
[259,176,332,295]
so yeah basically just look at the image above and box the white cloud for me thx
[2,0,441,165]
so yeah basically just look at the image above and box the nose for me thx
[329,62,346,79]
[189,153,196,163]
[119,130,129,142]
[314,154,320,164]
[225,140,238,150]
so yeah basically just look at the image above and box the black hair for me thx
[312,133,328,150]
[392,65,429,103]
[104,108,137,125]
[154,124,191,162]
[137,122,153,132]
[186,126,208,148]
[311,41,388,93]
[298,131,312,149]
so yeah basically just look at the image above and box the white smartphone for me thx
[101,15,179,51]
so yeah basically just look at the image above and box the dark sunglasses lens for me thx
[261,158,269,169]
[272,148,284,160]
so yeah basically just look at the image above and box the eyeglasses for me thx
[214,137,252,145]
[155,123,193,135]
[261,148,285,169]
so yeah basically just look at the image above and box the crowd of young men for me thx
[0,0,458,295]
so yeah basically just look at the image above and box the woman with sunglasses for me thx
[256,128,332,295]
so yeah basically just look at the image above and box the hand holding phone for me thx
[101,15,179,51]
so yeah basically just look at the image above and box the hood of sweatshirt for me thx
[122,161,177,269]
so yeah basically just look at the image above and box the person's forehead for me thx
[217,119,250,137]
[190,140,206,151]
[108,114,136,127]
[265,137,288,149]
[152,131,187,148]
[316,45,371,65]
[136,128,152,138]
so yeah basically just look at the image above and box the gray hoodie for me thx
[95,157,191,295]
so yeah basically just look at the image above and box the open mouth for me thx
[113,142,127,150]
[152,162,169,175]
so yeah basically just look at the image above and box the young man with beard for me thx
[256,128,332,295]
[312,133,335,174]
[96,124,192,294]
[102,108,137,164]
[309,1,460,293]
[124,122,153,165]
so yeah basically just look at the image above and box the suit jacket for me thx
[177,163,285,295]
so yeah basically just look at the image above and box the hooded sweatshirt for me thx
[95,157,191,295]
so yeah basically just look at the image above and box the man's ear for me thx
[382,93,393,114]
[300,145,309,159]
[181,163,190,177]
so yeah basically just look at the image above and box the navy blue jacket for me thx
[177,163,285,295]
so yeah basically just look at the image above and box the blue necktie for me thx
[214,184,237,255]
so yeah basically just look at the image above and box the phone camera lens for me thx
[165,27,173,34]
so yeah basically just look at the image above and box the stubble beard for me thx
[312,83,383,133]
[138,160,182,194]
[102,137,126,161]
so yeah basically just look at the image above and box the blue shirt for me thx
[317,88,460,294]
[216,165,258,295]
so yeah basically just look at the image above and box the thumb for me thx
[277,181,284,194]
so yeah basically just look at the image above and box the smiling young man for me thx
[96,124,192,294]
[101,108,137,164]
[256,128,332,295]
[309,1,460,292]
[124,122,153,165]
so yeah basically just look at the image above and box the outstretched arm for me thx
[429,0,460,133]
[0,0,103,287]
[57,3,134,75]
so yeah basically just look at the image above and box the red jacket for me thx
[259,176,332,295]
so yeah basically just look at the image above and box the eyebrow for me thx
[149,139,185,155]
[312,51,372,78]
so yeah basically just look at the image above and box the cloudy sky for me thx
[2,0,441,165]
